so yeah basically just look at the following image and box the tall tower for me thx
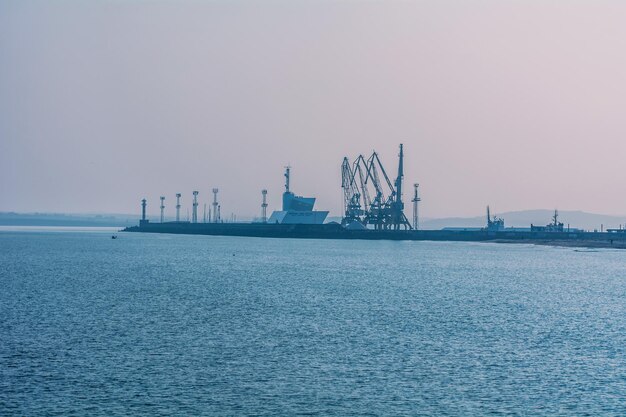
[392,143,411,230]
[212,188,219,223]
[175,193,181,222]
[284,166,291,192]
[217,205,221,223]
[160,196,165,223]
[192,191,199,223]
[395,144,404,207]
[141,199,147,221]
[412,183,421,230]
[552,209,559,226]
[261,189,268,223]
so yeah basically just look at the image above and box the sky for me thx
[2,0,626,219]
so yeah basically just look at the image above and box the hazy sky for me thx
[2,0,626,218]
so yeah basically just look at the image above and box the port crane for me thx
[341,144,411,230]
[341,157,363,226]
[353,154,371,215]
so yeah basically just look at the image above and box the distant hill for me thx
[329,210,625,231]
[3,209,625,231]
[0,212,139,227]
[420,209,626,231]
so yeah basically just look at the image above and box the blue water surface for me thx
[1,228,625,415]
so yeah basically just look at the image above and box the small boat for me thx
[111,235,118,239]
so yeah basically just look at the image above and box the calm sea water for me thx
[1,227,625,416]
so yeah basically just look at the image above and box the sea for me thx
[1,227,625,416]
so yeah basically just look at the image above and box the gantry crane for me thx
[340,144,412,230]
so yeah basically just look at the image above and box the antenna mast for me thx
[175,193,181,222]
[261,189,268,223]
[212,188,219,223]
[192,191,199,223]
[412,183,421,230]
[284,166,291,193]
[553,209,559,227]
[141,199,147,222]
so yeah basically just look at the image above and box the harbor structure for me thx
[127,144,626,248]
[267,167,329,224]
[341,144,411,230]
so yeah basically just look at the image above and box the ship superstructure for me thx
[531,210,565,232]
[267,167,329,224]
[485,206,505,231]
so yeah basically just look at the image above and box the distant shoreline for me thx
[0,220,130,227]
[492,239,626,250]
[3,225,625,249]
[2,209,624,231]
[0,226,122,231]
[0,212,136,227]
